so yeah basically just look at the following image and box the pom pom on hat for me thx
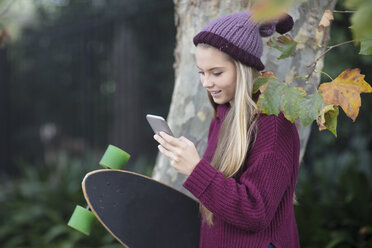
[259,14,294,37]
[275,14,294,34]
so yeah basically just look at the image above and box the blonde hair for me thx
[197,44,260,226]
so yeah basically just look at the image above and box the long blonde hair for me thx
[198,44,261,226]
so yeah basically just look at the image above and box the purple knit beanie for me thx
[193,11,294,71]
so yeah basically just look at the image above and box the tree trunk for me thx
[110,24,143,158]
[152,0,338,196]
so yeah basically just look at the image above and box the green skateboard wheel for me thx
[99,145,130,170]
[67,205,96,235]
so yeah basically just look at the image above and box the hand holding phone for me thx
[146,114,174,137]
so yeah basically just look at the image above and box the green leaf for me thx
[282,86,307,122]
[324,107,338,137]
[359,36,372,55]
[298,91,325,127]
[253,76,276,94]
[318,104,339,137]
[344,0,367,9]
[256,78,287,115]
[350,1,372,41]
[267,35,297,59]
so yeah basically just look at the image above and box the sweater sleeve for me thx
[182,114,296,232]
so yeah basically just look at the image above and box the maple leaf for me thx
[318,68,372,122]
[298,91,326,127]
[267,34,297,59]
[318,9,334,32]
[282,86,307,122]
[254,75,319,124]
[256,77,287,116]
[253,71,276,94]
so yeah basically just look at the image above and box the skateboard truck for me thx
[67,144,130,235]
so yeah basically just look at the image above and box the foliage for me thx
[251,1,372,137]
[0,153,125,248]
[296,153,372,248]
[267,34,297,59]
[319,68,372,122]
[297,4,372,246]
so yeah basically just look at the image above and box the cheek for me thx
[222,73,236,91]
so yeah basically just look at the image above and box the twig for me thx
[307,40,355,68]
[314,69,334,81]
[333,10,356,14]
[326,39,355,49]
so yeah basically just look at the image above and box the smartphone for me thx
[146,114,174,137]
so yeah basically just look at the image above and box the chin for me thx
[213,99,227,105]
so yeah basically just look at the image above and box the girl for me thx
[154,11,300,248]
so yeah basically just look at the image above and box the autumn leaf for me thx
[318,68,372,122]
[251,0,295,22]
[267,34,297,59]
[253,69,371,136]
[317,104,339,137]
[261,71,276,78]
[318,9,334,32]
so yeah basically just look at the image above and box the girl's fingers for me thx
[154,134,174,152]
[158,145,177,161]
[160,132,182,146]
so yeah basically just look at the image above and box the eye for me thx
[213,72,222,76]
[198,71,205,75]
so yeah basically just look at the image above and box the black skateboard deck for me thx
[82,169,201,248]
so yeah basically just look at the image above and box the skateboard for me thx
[83,169,201,248]
[68,145,201,248]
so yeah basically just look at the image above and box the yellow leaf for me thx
[318,68,372,122]
[318,9,334,32]
[261,71,276,78]
[316,104,339,137]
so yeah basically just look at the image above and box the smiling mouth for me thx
[210,90,222,96]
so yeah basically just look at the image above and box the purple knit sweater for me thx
[183,103,301,248]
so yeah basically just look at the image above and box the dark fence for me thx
[1,0,176,174]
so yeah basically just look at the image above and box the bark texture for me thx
[152,0,338,196]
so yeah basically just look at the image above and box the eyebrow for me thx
[196,65,225,71]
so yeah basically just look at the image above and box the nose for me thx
[201,75,213,88]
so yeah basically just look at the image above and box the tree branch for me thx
[308,40,355,68]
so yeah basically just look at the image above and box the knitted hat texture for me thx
[193,11,294,70]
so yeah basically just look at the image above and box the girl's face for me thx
[195,45,237,105]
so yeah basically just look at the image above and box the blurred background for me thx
[0,0,371,247]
